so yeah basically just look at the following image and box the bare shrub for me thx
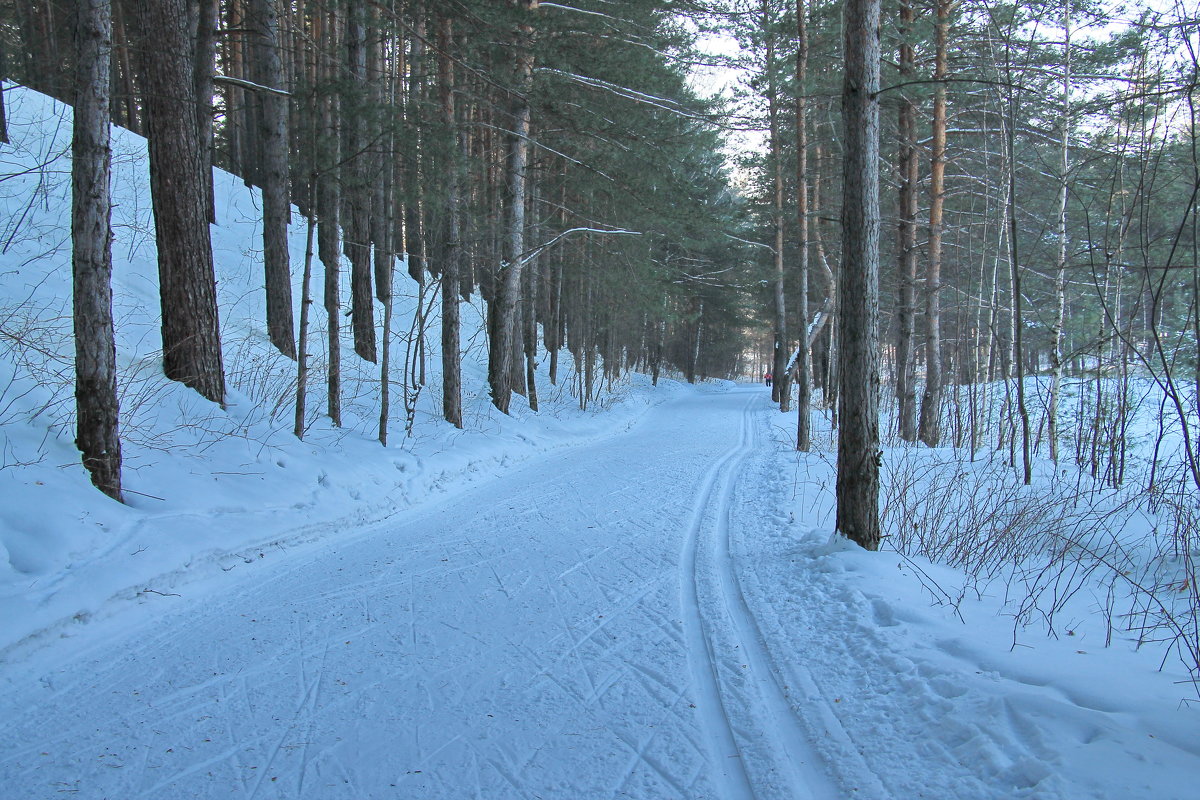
[882,447,1200,693]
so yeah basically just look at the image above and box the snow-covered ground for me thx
[1,85,1198,799]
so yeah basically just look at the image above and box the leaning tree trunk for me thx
[247,0,296,358]
[73,0,122,501]
[836,0,882,551]
[136,0,226,404]
[919,0,949,447]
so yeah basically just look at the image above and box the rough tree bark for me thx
[794,0,811,450]
[194,0,217,223]
[72,0,123,501]
[247,0,296,358]
[437,14,462,428]
[764,0,789,411]
[318,3,342,426]
[344,0,376,363]
[405,14,428,286]
[375,16,397,446]
[895,0,920,442]
[136,0,225,404]
[488,0,538,414]
[836,0,882,550]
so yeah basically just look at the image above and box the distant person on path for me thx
[764,371,772,387]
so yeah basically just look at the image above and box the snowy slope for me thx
[2,85,1198,799]
[0,85,675,658]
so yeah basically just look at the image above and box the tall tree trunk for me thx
[16,0,67,99]
[764,0,789,411]
[247,0,296,358]
[919,0,949,447]
[809,142,838,405]
[344,0,376,362]
[368,11,389,300]
[1005,109,1032,484]
[895,0,919,442]
[194,0,217,222]
[220,0,246,177]
[405,13,427,285]
[0,38,8,143]
[111,1,140,134]
[437,14,462,428]
[379,249,395,444]
[73,0,123,501]
[318,3,342,426]
[794,0,811,450]
[1048,1,1072,464]
[547,219,564,385]
[233,0,262,185]
[488,0,538,414]
[375,15,398,444]
[136,0,226,404]
[525,268,539,411]
[837,0,882,550]
[295,197,316,439]
[524,183,540,411]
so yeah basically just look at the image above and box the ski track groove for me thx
[1,387,853,800]
[713,403,839,800]
[609,724,689,799]
[679,392,760,800]
[289,629,333,797]
[681,392,842,800]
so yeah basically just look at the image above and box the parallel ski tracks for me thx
[679,392,838,800]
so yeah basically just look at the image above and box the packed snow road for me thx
[0,386,843,800]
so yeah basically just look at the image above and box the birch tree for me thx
[1047,1,1072,464]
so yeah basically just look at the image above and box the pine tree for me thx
[246,0,296,359]
[72,0,122,501]
[135,0,225,404]
[837,0,882,550]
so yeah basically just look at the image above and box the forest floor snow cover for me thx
[1,85,1198,799]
